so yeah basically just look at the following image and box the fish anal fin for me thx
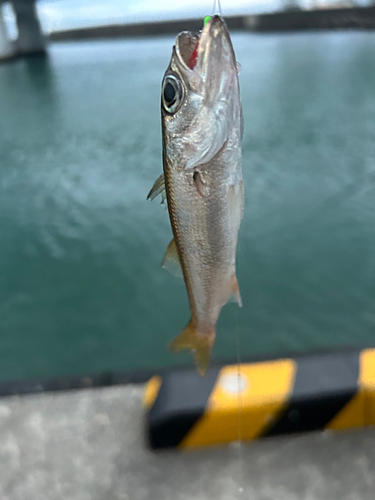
[227,274,242,307]
[162,239,183,278]
[168,321,215,377]
[147,173,166,204]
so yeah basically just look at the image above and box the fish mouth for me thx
[171,16,239,170]
[176,16,236,75]
[175,31,199,69]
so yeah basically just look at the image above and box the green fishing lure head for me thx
[204,15,212,27]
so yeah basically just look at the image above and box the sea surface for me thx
[0,31,375,382]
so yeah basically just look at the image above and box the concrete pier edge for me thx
[1,343,374,397]
[1,377,375,499]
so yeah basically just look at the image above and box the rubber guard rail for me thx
[144,348,375,449]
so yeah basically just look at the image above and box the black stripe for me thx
[147,366,220,449]
[265,350,360,436]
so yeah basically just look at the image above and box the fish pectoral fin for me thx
[147,173,166,204]
[193,170,206,198]
[226,274,242,307]
[161,239,183,278]
[168,321,215,377]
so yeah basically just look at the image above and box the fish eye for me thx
[162,75,183,114]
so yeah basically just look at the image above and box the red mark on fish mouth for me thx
[188,39,199,69]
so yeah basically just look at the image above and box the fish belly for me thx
[166,157,243,334]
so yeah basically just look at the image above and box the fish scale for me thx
[148,15,244,375]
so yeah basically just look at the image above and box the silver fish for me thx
[148,15,244,375]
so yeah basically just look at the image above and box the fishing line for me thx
[235,305,245,497]
[211,0,222,17]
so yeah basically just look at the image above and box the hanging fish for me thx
[148,15,244,376]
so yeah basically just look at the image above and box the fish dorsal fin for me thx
[147,173,166,204]
[162,239,183,278]
[226,273,242,307]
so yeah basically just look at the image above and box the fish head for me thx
[162,16,243,171]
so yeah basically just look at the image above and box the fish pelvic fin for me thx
[162,239,183,278]
[227,274,242,307]
[168,321,215,377]
[147,173,166,204]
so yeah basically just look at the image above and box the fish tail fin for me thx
[168,321,215,377]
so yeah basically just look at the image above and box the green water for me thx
[0,32,375,382]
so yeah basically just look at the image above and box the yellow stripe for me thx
[327,349,375,430]
[143,375,162,408]
[361,349,375,425]
[326,392,365,430]
[180,359,296,448]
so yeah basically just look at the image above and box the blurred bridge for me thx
[0,0,45,59]
[1,1,375,61]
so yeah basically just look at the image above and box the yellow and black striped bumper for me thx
[144,348,375,449]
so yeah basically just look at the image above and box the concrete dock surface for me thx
[0,384,374,500]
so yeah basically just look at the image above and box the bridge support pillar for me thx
[0,6,15,60]
[12,0,46,55]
